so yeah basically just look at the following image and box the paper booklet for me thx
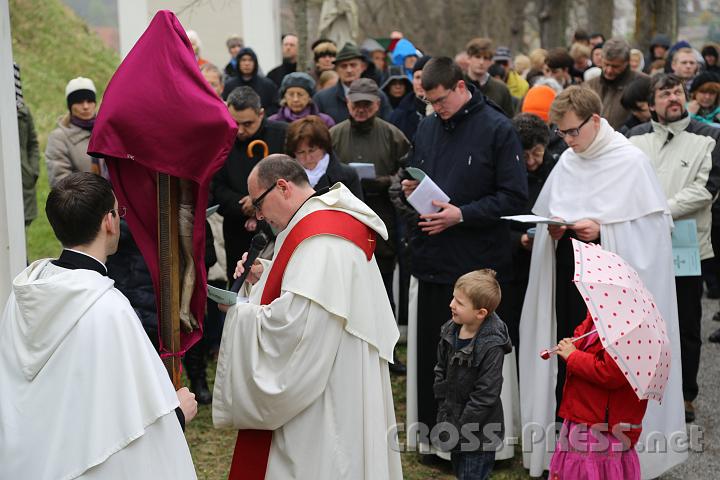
[405,167,450,215]
[207,284,248,305]
[206,204,220,217]
[671,219,701,277]
[348,162,376,180]
[501,214,575,226]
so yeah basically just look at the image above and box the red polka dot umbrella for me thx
[570,239,671,402]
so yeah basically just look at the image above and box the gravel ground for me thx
[662,295,720,479]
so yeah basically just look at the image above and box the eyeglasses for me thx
[110,206,127,218]
[251,183,277,211]
[554,116,592,138]
[421,84,457,107]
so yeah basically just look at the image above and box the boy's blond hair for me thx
[454,269,502,314]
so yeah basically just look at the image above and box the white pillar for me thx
[118,0,149,59]
[0,0,27,303]
[241,0,281,74]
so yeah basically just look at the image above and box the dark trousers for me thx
[554,233,589,418]
[417,280,455,430]
[381,268,396,314]
[451,450,495,480]
[676,274,703,402]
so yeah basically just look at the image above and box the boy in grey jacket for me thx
[433,269,512,480]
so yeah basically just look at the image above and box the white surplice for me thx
[212,184,402,479]
[0,260,196,480]
[519,119,687,478]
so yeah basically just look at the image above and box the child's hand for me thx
[556,338,577,360]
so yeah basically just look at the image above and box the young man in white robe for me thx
[519,86,688,479]
[0,172,198,480]
[213,155,403,480]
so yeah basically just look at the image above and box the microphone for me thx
[230,232,269,293]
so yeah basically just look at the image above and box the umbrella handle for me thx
[247,139,269,158]
[540,329,597,360]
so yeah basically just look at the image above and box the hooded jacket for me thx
[0,259,194,479]
[222,47,280,116]
[433,314,512,452]
[404,86,527,284]
[391,38,418,81]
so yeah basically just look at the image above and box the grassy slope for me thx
[9,2,528,478]
[10,0,119,260]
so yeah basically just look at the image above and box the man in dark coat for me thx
[222,47,280,116]
[389,56,432,142]
[463,37,514,117]
[585,38,648,130]
[313,43,392,123]
[212,87,287,281]
[399,57,527,448]
[267,34,298,87]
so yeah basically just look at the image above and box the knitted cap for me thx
[521,85,557,122]
[280,72,316,97]
[65,77,96,109]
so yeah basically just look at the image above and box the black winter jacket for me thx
[404,88,528,284]
[313,153,364,200]
[389,92,426,142]
[212,120,287,280]
[433,314,512,452]
[222,48,280,116]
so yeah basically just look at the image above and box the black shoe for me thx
[389,358,407,375]
[709,328,720,343]
[192,379,212,405]
[713,312,720,322]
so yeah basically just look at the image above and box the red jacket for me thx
[558,312,648,448]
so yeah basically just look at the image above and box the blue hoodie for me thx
[391,38,418,81]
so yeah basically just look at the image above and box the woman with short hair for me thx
[285,115,362,199]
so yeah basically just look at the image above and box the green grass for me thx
[186,347,529,479]
[10,0,119,260]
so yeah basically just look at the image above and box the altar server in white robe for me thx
[519,86,687,479]
[213,155,402,480]
[0,173,197,480]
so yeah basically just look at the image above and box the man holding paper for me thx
[519,86,687,478]
[213,155,402,479]
[399,57,528,458]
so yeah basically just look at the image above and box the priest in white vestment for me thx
[213,155,402,479]
[0,173,197,480]
[519,87,687,479]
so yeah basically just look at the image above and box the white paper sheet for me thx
[407,175,450,215]
[501,214,575,226]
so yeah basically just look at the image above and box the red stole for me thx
[228,209,376,480]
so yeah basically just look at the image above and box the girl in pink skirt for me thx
[550,311,648,479]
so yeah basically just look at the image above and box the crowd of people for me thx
[7,20,720,480]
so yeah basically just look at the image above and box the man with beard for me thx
[586,38,648,129]
[212,87,287,282]
[628,74,720,423]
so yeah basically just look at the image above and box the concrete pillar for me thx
[241,0,282,73]
[0,0,28,303]
[118,0,149,59]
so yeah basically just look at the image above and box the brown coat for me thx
[45,114,93,187]
[586,68,648,130]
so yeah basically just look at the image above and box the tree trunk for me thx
[635,0,677,54]
[292,0,309,72]
[538,0,569,49]
[587,0,614,39]
[509,0,527,54]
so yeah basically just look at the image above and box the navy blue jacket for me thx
[389,92,426,142]
[405,88,527,284]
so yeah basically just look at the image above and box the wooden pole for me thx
[157,172,182,388]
